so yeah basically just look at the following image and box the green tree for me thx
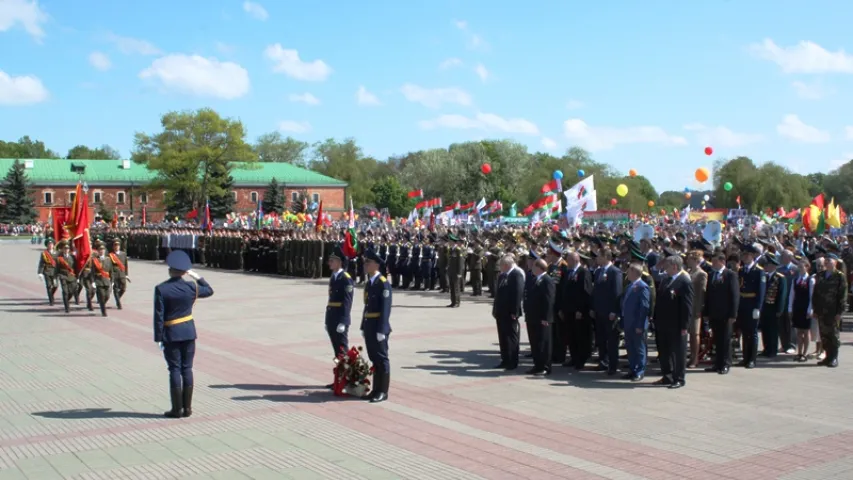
[262,178,285,215]
[66,145,121,160]
[289,189,308,213]
[0,159,37,223]
[97,203,114,223]
[713,156,810,211]
[254,132,309,165]
[371,176,412,218]
[131,108,256,213]
[309,138,377,206]
[207,163,235,219]
[0,136,59,159]
[824,161,853,212]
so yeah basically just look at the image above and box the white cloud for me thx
[844,126,853,140]
[749,39,853,74]
[829,153,853,170]
[541,137,557,150]
[278,120,310,133]
[682,123,763,148]
[139,54,250,100]
[0,70,48,105]
[242,1,268,20]
[563,119,687,151]
[439,58,463,70]
[105,32,161,56]
[88,51,111,71]
[400,83,472,109]
[288,92,320,105]
[215,41,235,55]
[566,99,584,110]
[453,19,486,50]
[776,114,830,143]
[356,86,381,106]
[419,112,539,135]
[791,80,832,100]
[264,44,332,81]
[0,0,47,42]
[474,63,489,82]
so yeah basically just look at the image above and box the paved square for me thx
[1,243,852,479]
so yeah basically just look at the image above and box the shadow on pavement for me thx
[32,408,163,419]
[209,384,325,392]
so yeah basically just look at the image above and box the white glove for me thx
[38,274,44,281]
[752,308,760,320]
[377,333,386,342]
[360,330,365,338]
[185,270,200,280]
[158,342,164,351]
[91,283,96,290]
[336,323,346,334]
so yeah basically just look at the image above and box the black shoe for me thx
[493,363,507,369]
[668,381,685,389]
[631,374,644,382]
[653,378,672,386]
[595,365,608,372]
[325,383,334,389]
[607,369,619,376]
[446,304,455,308]
[574,364,585,371]
[745,361,756,369]
[164,387,183,418]
[371,392,387,403]
[370,373,389,403]
[182,386,193,417]
[621,373,634,380]
[524,353,533,358]
[525,367,542,375]
[504,365,518,371]
[536,369,551,376]
[719,367,730,375]
[828,358,839,368]
[704,367,719,373]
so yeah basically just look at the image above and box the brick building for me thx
[0,158,348,223]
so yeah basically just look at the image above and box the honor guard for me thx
[90,241,113,317]
[153,251,214,418]
[109,239,129,309]
[361,249,392,403]
[447,234,465,308]
[37,238,58,305]
[737,244,766,368]
[545,240,570,363]
[326,248,354,363]
[55,240,77,313]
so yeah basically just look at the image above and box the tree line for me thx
[2,107,852,223]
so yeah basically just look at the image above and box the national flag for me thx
[444,201,460,212]
[343,198,358,259]
[111,208,118,228]
[52,207,71,242]
[475,197,487,212]
[826,198,842,228]
[413,197,442,210]
[459,201,476,211]
[564,175,595,201]
[256,198,263,229]
[141,205,147,227]
[71,186,91,273]
[811,193,826,210]
[803,204,825,234]
[526,194,560,220]
[736,195,741,208]
[407,189,423,199]
[185,208,198,220]
[201,200,212,232]
[315,201,324,232]
[540,179,560,195]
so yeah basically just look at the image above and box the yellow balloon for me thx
[616,184,628,197]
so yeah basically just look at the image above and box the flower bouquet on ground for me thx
[332,346,373,398]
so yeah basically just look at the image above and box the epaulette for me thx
[344,272,351,279]
[774,272,784,278]
[756,265,764,270]
[379,276,387,283]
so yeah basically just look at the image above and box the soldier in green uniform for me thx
[447,234,465,308]
[89,241,113,317]
[468,240,484,296]
[54,240,78,313]
[37,238,58,306]
[437,240,449,293]
[109,239,129,310]
[812,256,847,368]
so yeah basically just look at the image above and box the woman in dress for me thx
[788,260,815,362]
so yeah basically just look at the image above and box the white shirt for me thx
[369,271,381,285]
[332,268,344,281]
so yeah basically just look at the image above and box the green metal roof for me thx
[0,158,346,187]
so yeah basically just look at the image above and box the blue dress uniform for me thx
[361,250,392,403]
[419,243,434,290]
[410,241,422,289]
[153,250,214,418]
[397,240,411,289]
[326,250,354,357]
[737,246,766,368]
[759,257,787,358]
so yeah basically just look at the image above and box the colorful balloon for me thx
[553,170,564,180]
[629,169,638,177]
[481,163,491,174]
[577,169,585,177]
[703,194,710,201]
[685,192,692,199]
[695,167,709,183]
[610,198,617,206]
[647,200,655,207]
[616,184,628,197]
[704,146,713,156]
[551,225,560,232]
[659,209,666,215]
[724,182,733,191]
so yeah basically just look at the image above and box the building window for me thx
[291,192,298,202]
[312,193,320,204]
[93,191,103,204]
[116,191,126,204]
[68,191,76,204]
[232,191,238,201]
[140,193,148,204]
[250,191,258,203]
[43,191,53,205]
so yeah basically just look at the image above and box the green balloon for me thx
[723,182,733,191]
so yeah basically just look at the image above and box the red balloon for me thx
[610,198,617,205]
[369,211,376,217]
[481,163,492,174]
[704,146,713,156]
[551,225,559,232]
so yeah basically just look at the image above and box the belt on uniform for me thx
[741,293,756,298]
[365,312,380,318]
[327,302,342,307]
[164,315,193,327]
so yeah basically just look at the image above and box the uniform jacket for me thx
[526,273,556,324]
[813,269,848,318]
[654,271,694,332]
[56,253,77,281]
[109,251,128,279]
[621,279,650,332]
[326,270,354,326]
[153,276,214,343]
[703,268,740,320]
[361,274,392,335]
[592,264,623,317]
[738,263,766,312]
[37,250,57,276]
[90,255,114,288]
[762,271,788,317]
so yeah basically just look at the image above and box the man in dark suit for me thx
[653,255,694,389]
[493,255,525,370]
[526,259,555,375]
[703,252,740,374]
[562,251,594,369]
[590,249,623,374]
[621,263,651,381]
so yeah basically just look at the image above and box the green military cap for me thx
[44,238,54,247]
[56,240,68,249]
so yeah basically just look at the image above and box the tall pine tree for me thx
[207,163,235,219]
[289,189,308,214]
[0,160,37,223]
[262,178,284,215]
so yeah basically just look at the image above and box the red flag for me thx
[141,205,147,227]
[71,188,91,273]
[52,207,71,242]
[315,201,324,232]
[407,189,423,199]
[736,195,741,207]
[811,193,825,209]
[540,179,559,194]
[840,206,847,224]
[185,208,198,220]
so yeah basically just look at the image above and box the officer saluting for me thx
[153,250,214,418]
[326,247,354,360]
[361,249,392,403]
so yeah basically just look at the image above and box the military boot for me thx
[164,387,183,418]
[182,386,194,417]
[371,372,389,404]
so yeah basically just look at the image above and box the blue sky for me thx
[2,0,853,193]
